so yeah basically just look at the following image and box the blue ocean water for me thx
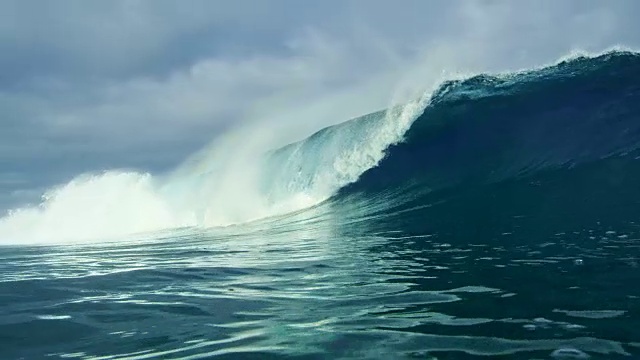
[1,51,640,359]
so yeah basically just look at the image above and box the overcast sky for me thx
[1,0,639,209]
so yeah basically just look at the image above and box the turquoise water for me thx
[1,192,638,359]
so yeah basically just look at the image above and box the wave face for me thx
[339,51,640,199]
[1,50,639,244]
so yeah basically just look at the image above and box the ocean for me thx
[1,51,639,359]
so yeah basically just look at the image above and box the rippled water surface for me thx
[2,200,639,359]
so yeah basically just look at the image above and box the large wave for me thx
[340,50,640,197]
[1,50,638,244]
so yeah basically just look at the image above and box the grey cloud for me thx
[0,0,351,85]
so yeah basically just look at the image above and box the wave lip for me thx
[340,50,640,196]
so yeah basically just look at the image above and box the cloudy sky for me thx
[1,0,639,210]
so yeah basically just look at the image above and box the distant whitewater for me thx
[1,50,639,244]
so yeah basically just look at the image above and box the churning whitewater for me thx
[0,80,431,244]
